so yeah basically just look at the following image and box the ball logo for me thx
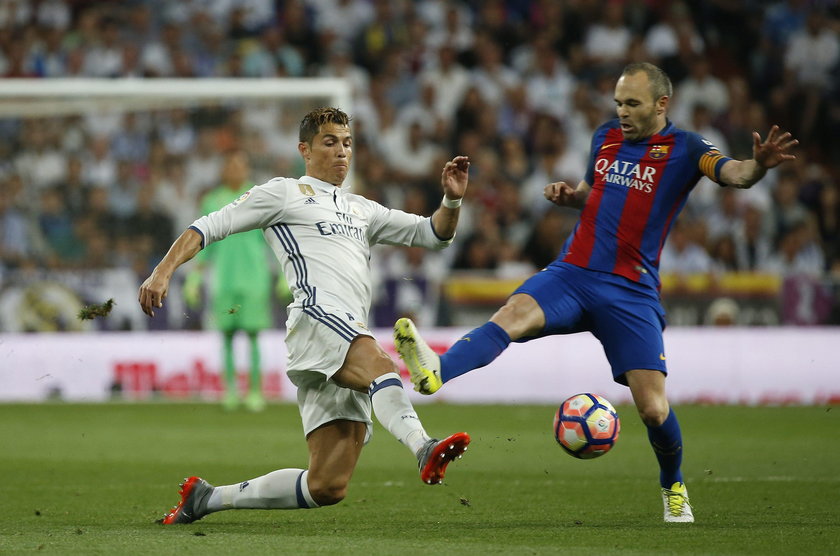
[554,393,620,459]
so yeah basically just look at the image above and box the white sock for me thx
[368,372,431,456]
[206,469,318,511]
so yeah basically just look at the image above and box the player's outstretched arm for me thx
[139,228,203,317]
[544,180,590,210]
[431,155,470,240]
[719,125,799,189]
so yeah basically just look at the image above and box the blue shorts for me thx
[513,262,667,385]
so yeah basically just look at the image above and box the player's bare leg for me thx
[304,420,366,505]
[626,369,693,523]
[156,421,363,524]
[334,336,469,484]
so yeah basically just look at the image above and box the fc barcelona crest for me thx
[649,145,669,159]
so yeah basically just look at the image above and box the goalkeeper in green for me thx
[184,150,288,411]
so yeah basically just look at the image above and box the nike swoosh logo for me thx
[601,143,621,151]
[660,353,666,360]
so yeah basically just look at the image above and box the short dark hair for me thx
[621,62,673,101]
[299,107,351,144]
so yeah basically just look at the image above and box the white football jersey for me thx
[190,175,453,321]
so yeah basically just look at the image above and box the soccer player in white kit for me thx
[138,107,472,523]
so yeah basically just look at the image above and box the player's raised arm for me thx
[544,180,591,210]
[138,228,203,317]
[719,125,799,189]
[431,155,470,240]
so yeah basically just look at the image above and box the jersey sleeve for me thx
[364,198,454,250]
[685,131,733,184]
[190,179,287,249]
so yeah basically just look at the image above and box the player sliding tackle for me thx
[139,107,471,524]
[395,62,798,524]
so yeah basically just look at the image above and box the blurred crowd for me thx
[0,0,839,326]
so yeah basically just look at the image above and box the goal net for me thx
[0,78,352,332]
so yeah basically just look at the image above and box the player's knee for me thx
[308,478,349,506]
[491,296,542,340]
[636,403,668,427]
[373,349,399,375]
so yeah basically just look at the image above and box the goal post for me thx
[0,77,353,116]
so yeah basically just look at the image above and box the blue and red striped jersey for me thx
[560,118,731,289]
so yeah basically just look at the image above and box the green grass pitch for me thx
[1,402,837,554]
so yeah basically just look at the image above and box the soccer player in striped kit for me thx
[395,62,798,523]
[139,108,471,523]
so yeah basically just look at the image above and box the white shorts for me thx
[285,305,375,441]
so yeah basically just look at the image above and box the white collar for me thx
[299,175,349,192]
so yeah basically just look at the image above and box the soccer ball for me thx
[553,393,620,459]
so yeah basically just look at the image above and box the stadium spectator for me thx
[125,182,173,261]
[140,107,472,523]
[85,186,121,241]
[0,175,35,271]
[82,17,123,77]
[82,136,117,189]
[704,296,740,326]
[708,234,740,274]
[763,218,825,277]
[582,0,632,75]
[642,1,704,83]
[779,10,840,139]
[497,134,530,183]
[373,244,447,327]
[660,218,714,276]
[770,172,810,243]
[814,182,840,270]
[153,156,200,234]
[394,62,799,526]
[705,187,743,243]
[670,56,729,127]
[684,103,731,217]
[14,119,67,194]
[318,41,371,103]
[56,156,89,218]
[37,186,83,267]
[422,0,474,54]
[522,33,576,122]
[107,159,141,219]
[140,21,183,77]
[384,119,444,183]
[257,25,306,77]
[308,0,374,45]
[111,112,151,164]
[36,0,71,31]
[158,108,196,157]
[470,33,521,109]
[418,43,471,123]
[396,81,446,143]
[520,209,571,270]
[521,114,585,217]
[733,203,775,272]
